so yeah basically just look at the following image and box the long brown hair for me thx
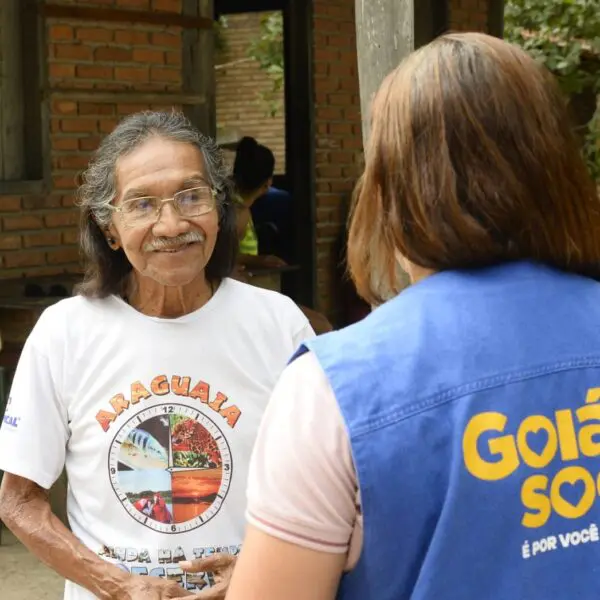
[348,32,600,306]
[76,111,238,298]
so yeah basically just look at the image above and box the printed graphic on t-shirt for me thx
[92,373,243,591]
[463,385,600,562]
[108,404,233,534]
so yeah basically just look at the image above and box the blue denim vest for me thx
[299,262,600,600]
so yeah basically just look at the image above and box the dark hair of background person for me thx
[76,110,238,298]
[348,32,600,307]
[233,136,275,195]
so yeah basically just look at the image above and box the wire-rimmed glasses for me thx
[111,186,217,225]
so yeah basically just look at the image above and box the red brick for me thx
[116,103,151,115]
[61,119,98,133]
[62,230,79,245]
[165,51,182,66]
[59,155,91,170]
[115,30,149,45]
[78,103,115,116]
[79,136,103,151]
[329,122,354,135]
[0,235,21,250]
[153,0,182,11]
[62,195,77,208]
[47,246,81,265]
[117,0,150,8]
[115,67,149,82]
[151,32,180,48]
[76,27,113,42]
[76,65,114,79]
[3,250,46,269]
[150,67,180,83]
[102,83,128,91]
[99,119,119,133]
[0,196,21,211]
[22,195,62,210]
[2,215,43,231]
[52,136,79,151]
[133,49,165,64]
[52,175,78,190]
[314,48,340,62]
[55,44,93,61]
[52,100,78,114]
[49,63,75,78]
[94,47,133,62]
[24,232,63,248]
[44,211,79,228]
[49,25,74,41]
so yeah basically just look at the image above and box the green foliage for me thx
[247,12,285,117]
[504,0,600,180]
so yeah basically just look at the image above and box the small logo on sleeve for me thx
[2,414,20,428]
[2,396,20,428]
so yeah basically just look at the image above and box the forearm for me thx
[0,483,128,599]
[237,254,265,267]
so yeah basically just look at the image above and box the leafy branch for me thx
[504,0,600,180]
[213,12,284,117]
[247,12,285,117]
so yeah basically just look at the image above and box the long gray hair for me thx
[76,110,238,297]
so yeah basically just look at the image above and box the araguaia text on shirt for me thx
[95,374,241,431]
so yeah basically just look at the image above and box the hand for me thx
[114,575,190,600]
[180,553,237,600]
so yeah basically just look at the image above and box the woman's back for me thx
[220,32,600,600]
[312,261,600,599]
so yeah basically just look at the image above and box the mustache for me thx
[144,231,205,252]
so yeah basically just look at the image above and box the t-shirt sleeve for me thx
[0,311,69,490]
[246,351,357,554]
[292,320,315,348]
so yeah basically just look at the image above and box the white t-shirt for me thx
[0,278,314,600]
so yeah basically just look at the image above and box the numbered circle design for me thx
[108,404,232,534]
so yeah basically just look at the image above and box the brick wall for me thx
[312,0,362,318]
[312,0,497,319]
[0,0,184,280]
[0,0,497,318]
[216,12,286,173]
[449,0,492,31]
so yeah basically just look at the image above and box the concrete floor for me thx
[0,529,65,599]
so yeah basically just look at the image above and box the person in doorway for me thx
[231,136,287,269]
[232,137,333,335]
[217,33,600,599]
[0,110,314,600]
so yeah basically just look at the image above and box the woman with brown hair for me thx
[205,32,600,600]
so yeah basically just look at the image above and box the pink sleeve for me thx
[246,351,360,559]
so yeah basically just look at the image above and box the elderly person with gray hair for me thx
[0,111,313,600]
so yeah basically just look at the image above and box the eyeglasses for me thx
[112,186,217,224]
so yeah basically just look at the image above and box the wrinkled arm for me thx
[225,525,345,600]
[0,473,129,600]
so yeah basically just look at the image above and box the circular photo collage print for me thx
[109,404,232,534]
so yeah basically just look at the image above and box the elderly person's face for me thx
[107,136,219,288]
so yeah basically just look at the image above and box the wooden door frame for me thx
[282,0,315,307]
[214,0,316,307]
